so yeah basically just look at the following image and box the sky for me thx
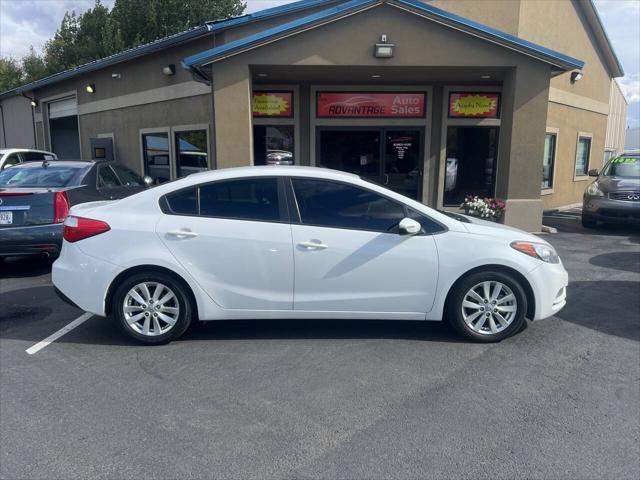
[0,0,638,126]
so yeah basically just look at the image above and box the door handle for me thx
[167,229,198,239]
[384,173,389,185]
[298,240,328,250]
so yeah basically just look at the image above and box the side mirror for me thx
[143,175,154,186]
[588,169,599,177]
[398,217,422,235]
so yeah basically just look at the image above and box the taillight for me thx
[0,191,32,196]
[54,191,70,223]
[63,216,110,242]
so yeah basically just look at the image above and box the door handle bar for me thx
[298,241,328,250]
[167,229,198,238]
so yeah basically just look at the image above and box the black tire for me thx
[581,213,597,228]
[112,272,193,344]
[446,271,528,343]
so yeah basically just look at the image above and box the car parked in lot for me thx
[0,148,57,170]
[582,153,640,228]
[52,166,568,344]
[0,159,151,259]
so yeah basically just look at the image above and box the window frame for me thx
[160,176,289,224]
[541,127,558,194]
[574,132,593,180]
[286,176,446,235]
[173,124,211,179]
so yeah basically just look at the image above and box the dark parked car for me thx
[0,160,151,259]
[582,153,640,228]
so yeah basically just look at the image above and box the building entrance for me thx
[316,127,423,200]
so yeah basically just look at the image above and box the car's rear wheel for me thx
[447,271,527,342]
[112,272,192,344]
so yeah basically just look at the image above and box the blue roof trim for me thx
[184,0,584,73]
[394,0,584,71]
[0,0,337,98]
[183,0,375,68]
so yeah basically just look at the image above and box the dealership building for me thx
[0,0,626,230]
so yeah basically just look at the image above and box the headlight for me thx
[586,182,604,197]
[510,241,560,264]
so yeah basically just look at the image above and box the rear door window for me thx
[165,188,198,215]
[21,152,48,162]
[199,178,282,222]
[291,178,405,232]
[97,165,122,189]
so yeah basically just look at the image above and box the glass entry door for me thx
[317,127,422,200]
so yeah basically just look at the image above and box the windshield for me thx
[602,156,640,178]
[0,165,81,187]
[111,163,144,186]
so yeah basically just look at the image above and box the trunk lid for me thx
[0,188,62,227]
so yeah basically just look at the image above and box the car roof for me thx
[0,148,56,155]
[187,165,359,181]
[2,160,93,169]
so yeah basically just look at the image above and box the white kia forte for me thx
[52,166,568,344]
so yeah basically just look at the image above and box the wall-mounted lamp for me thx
[30,99,38,107]
[162,64,176,76]
[86,84,96,93]
[570,71,583,83]
[374,34,394,58]
[111,73,121,79]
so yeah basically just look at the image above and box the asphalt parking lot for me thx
[1,209,639,480]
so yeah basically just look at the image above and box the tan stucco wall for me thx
[517,0,611,104]
[423,0,521,35]
[542,102,607,209]
[606,79,628,153]
[0,95,35,148]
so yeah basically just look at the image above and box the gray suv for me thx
[582,152,640,228]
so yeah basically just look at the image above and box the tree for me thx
[44,11,80,73]
[22,47,48,84]
[0,58,24,92]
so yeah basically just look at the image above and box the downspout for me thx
[0,103,6,148]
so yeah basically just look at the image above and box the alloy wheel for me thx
[122,282,180,336]
[461,281,518,335]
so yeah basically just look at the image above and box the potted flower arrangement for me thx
[460,195,506,222]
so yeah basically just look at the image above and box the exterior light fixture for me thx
[257,73,268,77]
[374,34,394,58]
[570,71,583,83]
[371,74,382,78]
[111,73,121,79]
[162,64,176,76]
[30,99,38,107]
[86,84,96,93]
[480,74,491,79]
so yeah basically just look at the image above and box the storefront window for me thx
[142,132,170,184]
[253,125,294,165]
[175,130,208,178]
[575,136,591,177]
[542,133,556,189]
[444,126,498,206]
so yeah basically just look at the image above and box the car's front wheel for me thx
[112,272,193,344]
[581,212,598,228]
[447,271,527,342]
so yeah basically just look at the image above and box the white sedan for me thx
[52,166,568,344]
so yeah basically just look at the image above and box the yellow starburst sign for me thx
[449,93,500,118]
[252,92,293,117]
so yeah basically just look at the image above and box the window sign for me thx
[449,92,500,118]
[252,91,293,117]
[316,92,425,118]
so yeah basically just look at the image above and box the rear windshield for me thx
[0,165,82,187]
[602,156,640,178]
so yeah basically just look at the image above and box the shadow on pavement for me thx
[556,280,640,342]
[543,211,640,237]
[590,251,640,274]
[0,256,54,279]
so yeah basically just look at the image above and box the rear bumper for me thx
[583,196,640,224]
[525,260,569,320]
[52,242,123,317]
[0,223,62,257]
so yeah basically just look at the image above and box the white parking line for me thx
[25,312,94,355]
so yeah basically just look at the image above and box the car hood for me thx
[596,176,640,192]
[460,214,546,245]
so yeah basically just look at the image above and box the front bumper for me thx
[583,195,640,224]
[525,260,569,320]
[0,223,62,257]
